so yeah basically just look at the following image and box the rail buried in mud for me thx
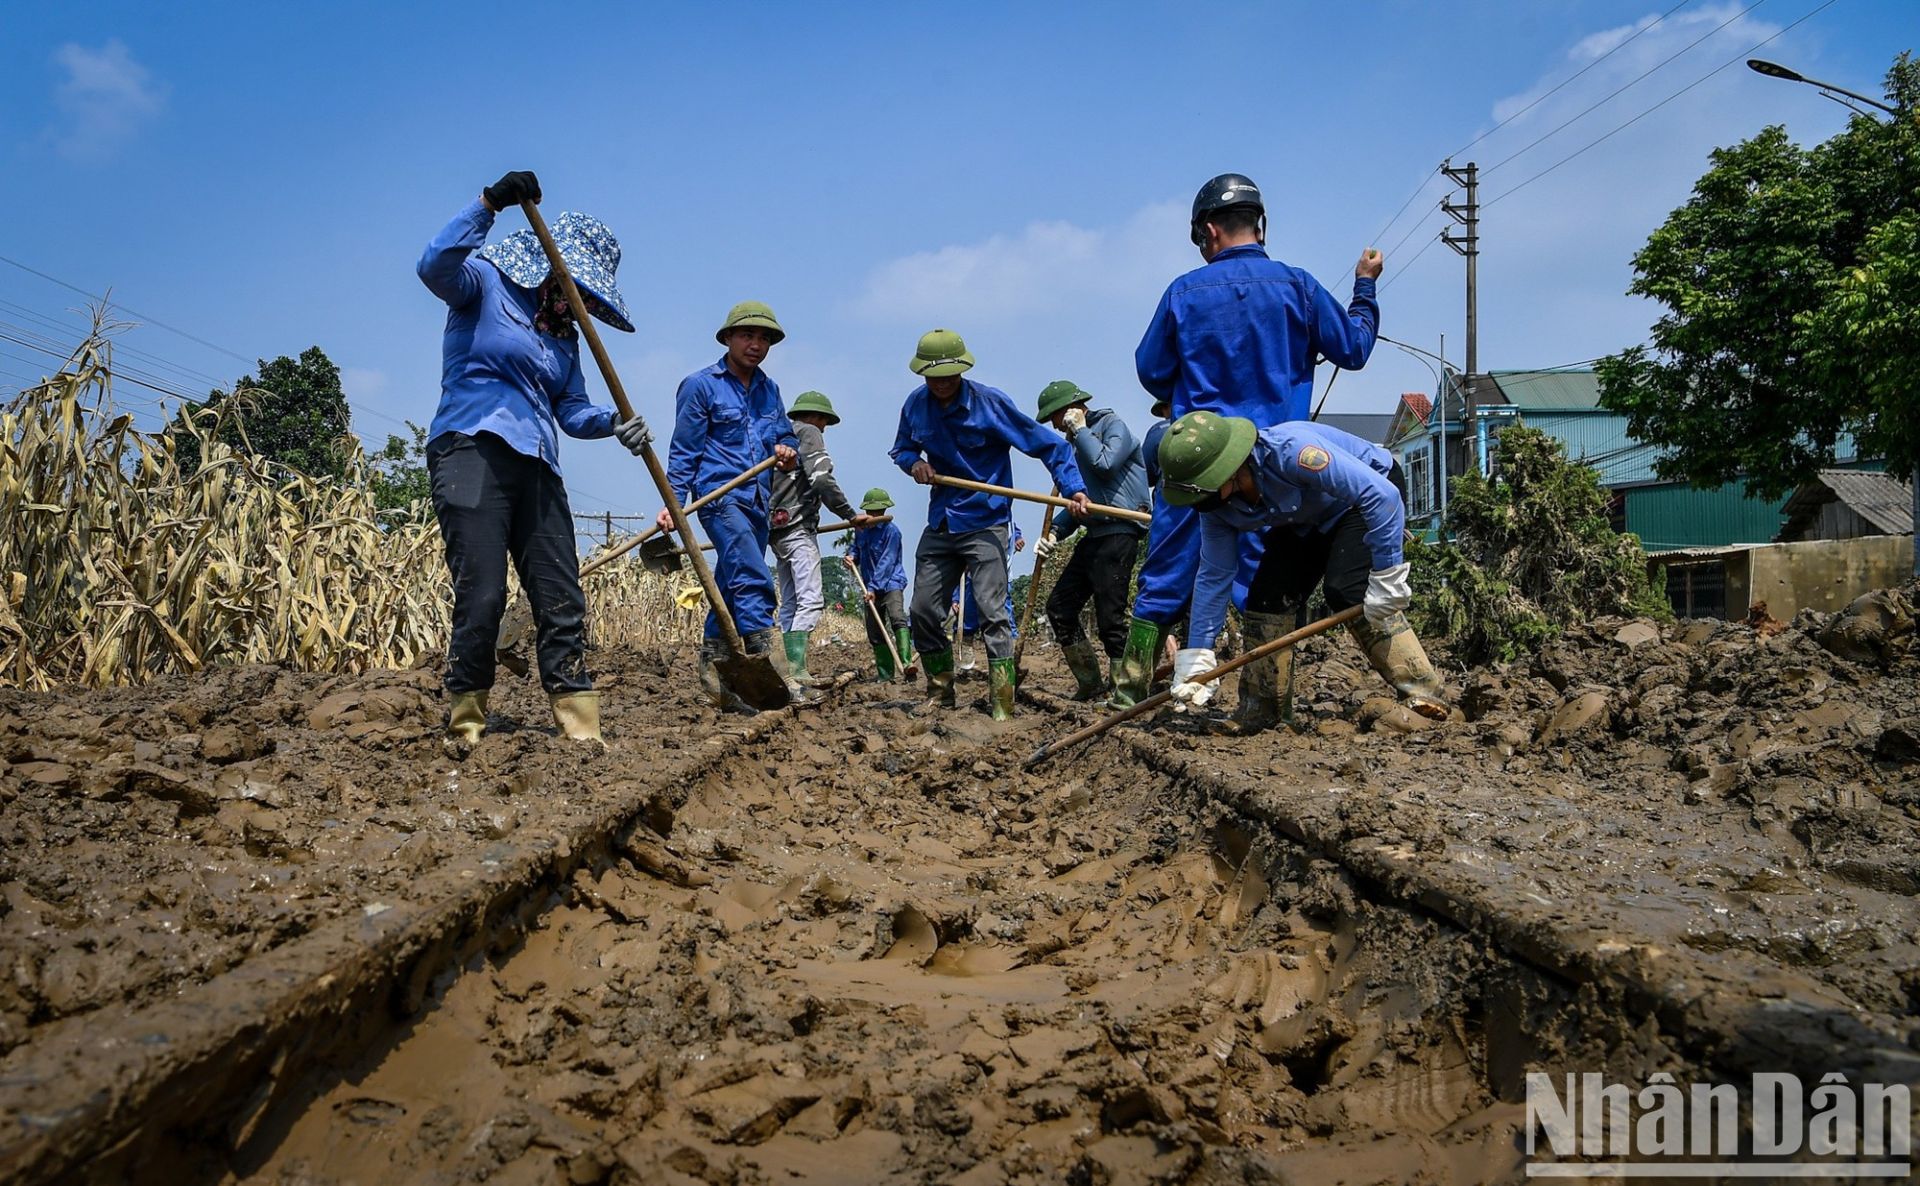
[182,681,1666,1185]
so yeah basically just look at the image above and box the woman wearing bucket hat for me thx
[417,169,651,746]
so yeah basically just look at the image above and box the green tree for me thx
[1597,54,1919,496]
[368,422,431,513]
[823,531,860,615]
[169,346,353,479]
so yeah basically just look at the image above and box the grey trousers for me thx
[770,527,824,633]
[911,525,1011,659]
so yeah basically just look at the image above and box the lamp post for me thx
[1748,58,1914,576]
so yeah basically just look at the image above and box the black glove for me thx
[483,170,541,211]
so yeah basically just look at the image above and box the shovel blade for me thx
[716,653,792,711]
[494,602,534,677]
[639,535,684,575]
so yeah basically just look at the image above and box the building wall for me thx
[1650,535,1914,619]
[1518,410,1660,486]
[1624,483,1790,552]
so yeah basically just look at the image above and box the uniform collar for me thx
[1211,243,1271,263]
[923,379,974,414]
[708,354,765,392]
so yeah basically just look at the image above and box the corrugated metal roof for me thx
[1489,370,1603,410]
[1778,469,1914,539]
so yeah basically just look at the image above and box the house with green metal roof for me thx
[1386,368,1868,551]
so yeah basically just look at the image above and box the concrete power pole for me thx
[1440,161,1480,469]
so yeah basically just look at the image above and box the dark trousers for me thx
[911,525,1011,659]
[862,588,907,646]
[1245,462,1406,616]
[1045,531,1140,657]
[429,431,591,695]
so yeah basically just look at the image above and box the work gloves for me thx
[1060,406,1088,436]
[1170,647,1218,709]
[484,170,542,211]
[1034,534,1057,562]
[614,414,652,456]
[1364,562,1413,630]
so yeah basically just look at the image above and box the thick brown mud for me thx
[2,588,1917,1183]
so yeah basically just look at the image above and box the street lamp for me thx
[1747,58,1897,117]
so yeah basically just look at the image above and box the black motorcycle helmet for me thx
[1189,173,1265,246]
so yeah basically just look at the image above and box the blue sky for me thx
[1,0,1910,570]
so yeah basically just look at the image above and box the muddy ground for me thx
[2,588,1918,1182]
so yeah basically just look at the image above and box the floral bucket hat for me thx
[479,211,634,332]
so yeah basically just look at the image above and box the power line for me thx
[1482,0,1770,176]
[0,253,256,365]
[1449,0,1697,160]
[1485,0,1841,207]
[1377,230,1446,294]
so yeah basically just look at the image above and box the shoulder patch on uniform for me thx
[1297,445,1330,473]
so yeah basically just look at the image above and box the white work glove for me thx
[1061,406,1088,435]
[1364,562,1413,630]
[1169,647,1218,710]
[614,414,652,456]
[1034,534,1057,561]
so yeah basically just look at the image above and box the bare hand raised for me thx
[1355,248,1384,281]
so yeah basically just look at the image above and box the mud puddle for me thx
[218,682,1590,1185]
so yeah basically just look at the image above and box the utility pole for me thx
[1440,160,1480,468]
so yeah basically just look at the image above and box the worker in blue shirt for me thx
[1109,394,1195,708]
[657,301,803,710]
[846,487,913,681]
[892,328,1090,719]
[1132,172,1385,733]
[417,169,651,747]
[1030,381,1149,700]
[1157,411,1450,726]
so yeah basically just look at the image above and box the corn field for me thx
[0,333,698,690]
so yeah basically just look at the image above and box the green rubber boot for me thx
[915,647,957,712]
[871,640,897,681]
[753,627,819,705]
[896,627,914,663]
[1212,611,1287,736]
[783,630,824,687]
[1061,637,1107,701]
[989,657,1017,721]
[1107,618,1163,709]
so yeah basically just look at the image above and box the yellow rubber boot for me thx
[447,690,488,743]
[550,690,603,742]
[1349,613,1451,719]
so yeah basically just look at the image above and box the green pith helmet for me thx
[860,487,895,511]
[716,300,785,345]
[909,328,974,377]
[789,390,839,425]
[1159,411,1257,506]
[1036,380,1091,421]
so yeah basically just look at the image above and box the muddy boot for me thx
[549,690,602,742]
[1107,618,1163,709]
[700,637,759,715]
[1212,611,1288,736]
[1061,637,1107,701]
[446,690,488,744]
[870,640,897,682]
[1350,612,1451,720]
[896,627,918,676]
[783,630,824,688]
[753,627,819,705]
[917,648,957,712]
[989,656,1017,721]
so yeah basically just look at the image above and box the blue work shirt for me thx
[1189,422,1402,647]
[665,358,799,508]
[890,380,1086,534]
[852,521,908,593]
[1136,244,1379,430]
[419,199,614,472]
[1049,409,1149,540]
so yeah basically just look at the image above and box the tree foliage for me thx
[168,346,354,480]
[368,422,431,513]
[1597,53,1919,497]
[1411,425,1668,665]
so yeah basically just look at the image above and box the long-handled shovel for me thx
[646,514,892,569]
[1023,606,1361,769]
[519,199,788,710]
[928,474,1151,525]
[1012,486,1058,677]
[843,558,911,682]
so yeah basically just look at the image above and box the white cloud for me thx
[48,40,167,162]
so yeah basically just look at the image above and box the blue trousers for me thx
[1130,492,1260,626]
[698,497,776,638]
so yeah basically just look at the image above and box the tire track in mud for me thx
[221,679,1561,1185]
